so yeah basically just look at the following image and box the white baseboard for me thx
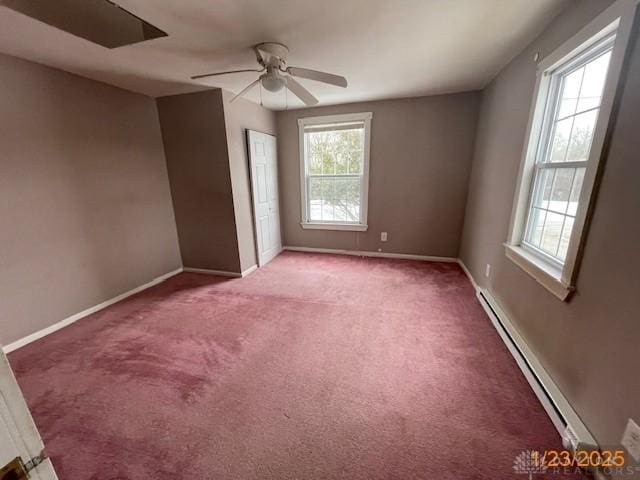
[241,265,258,277]
[183,265,258,278]
[457,259,479,292]
[283,246,457,263]
[182,267,241,277]
[2,267,183,354]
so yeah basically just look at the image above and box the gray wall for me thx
[0,52,181,346]
[222,91,277,272]
[157,89,241,273]
[276,93,480,257]
[460,0,640,452]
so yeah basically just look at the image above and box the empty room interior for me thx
[1,0,639,479]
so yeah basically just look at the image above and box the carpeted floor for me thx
[10,252,582,479]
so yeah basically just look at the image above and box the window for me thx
[298,113,372,231]
[506,3,636,300]
[523,36,613,266]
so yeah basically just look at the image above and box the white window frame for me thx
[298,112,373,231]
[505,0,637,301]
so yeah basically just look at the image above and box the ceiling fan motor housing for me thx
[260,67,286,92]
[255,42,290,69]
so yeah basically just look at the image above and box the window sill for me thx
[504,244,573,301]
[301,222,368,232]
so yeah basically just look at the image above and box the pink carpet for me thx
[9,252,582,479]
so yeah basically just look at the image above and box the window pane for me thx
[532,169,555,209]
[549,168,575,214]
[348,151,362,174]
[540,211,564,256]
[333,200,347,221]
[308,177,323,221]
[557,216,575,261]
[321,178,334,220]
[308,176,360,222]
[306,128,364,174]
[321,150,336,174]
[558,67,583,118]
[548,118,572,162]
[566,109,597,162]
[308,136,321,173]
[308,153,322,174]
[335,153,348,174]
[334,177,360,222]
[567,168,585,216]
[558,98,577,119]
[577,51,611,112]
[562,66,584,99]
[527,207,547,247]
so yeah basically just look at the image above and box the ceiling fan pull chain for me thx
[259,82,263,106]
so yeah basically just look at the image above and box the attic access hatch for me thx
[2,0,167,48]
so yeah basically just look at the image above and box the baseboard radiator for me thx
[475,288,607,478]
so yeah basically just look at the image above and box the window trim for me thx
[298,112,373,231]
[505,0,637,301]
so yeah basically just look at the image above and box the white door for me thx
[247,130,282,266]
[0,350,57,479]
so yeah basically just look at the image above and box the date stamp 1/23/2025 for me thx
[513,449,640,478]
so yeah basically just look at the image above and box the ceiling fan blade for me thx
[231,79,261,103]
[286,67,347,88]
[191,68,263,80]
[286,77,319,106]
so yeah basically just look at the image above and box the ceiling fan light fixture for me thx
[261,75,286,92]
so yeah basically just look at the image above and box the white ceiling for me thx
[0,0,569,110]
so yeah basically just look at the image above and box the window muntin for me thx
[522,36,614,265]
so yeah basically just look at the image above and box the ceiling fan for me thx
[191,42,348,106]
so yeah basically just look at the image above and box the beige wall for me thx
[0,52,181,346]
[157,89,241,273]
[222,91,277,272]
[460,0,640,452]
[276,93,480,257]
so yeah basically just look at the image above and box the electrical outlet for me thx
[381,232,388,242]
[622,419,640,462]
[485,264,491,278]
